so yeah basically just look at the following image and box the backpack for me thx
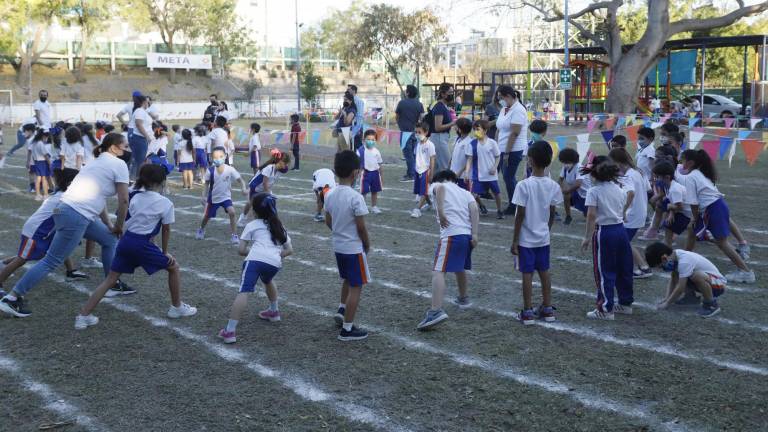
[422,102,438,136]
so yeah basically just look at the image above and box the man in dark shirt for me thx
[203,94,218,124]
[395,85,424,181]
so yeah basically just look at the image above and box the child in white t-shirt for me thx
[218,193,293,344]
[248,122,262,174]
[358,129,384,214]
[312,167,336,222]
[416,170,479,330]
[238,151,291,227]
[196,147,247,244]
[636,127,656,187]
[556,148,582,225]
[178,129,197,189]
[450,118,473,191]
[652,160,691,246]
[171,124,183,166]
[28,129,51,201]
[464,120,502,219]
[645,242,725,317]
[512,141,563,325]
[410,122,436,218]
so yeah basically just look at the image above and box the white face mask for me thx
[416,134,426,142]
[499,99,509,108]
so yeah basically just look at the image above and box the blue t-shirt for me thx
[430,101,451,134]
[395,98,424,132]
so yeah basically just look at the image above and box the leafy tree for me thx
[299,61,327,107]
[59,0,112,82]
[200,0,254,76]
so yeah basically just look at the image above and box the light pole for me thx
[295,0,302,113]
[564,0,570,125]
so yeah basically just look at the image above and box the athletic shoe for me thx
[451,296,473,310]
[554,211,562,221]
[410,208,422,218]
[313,213,325,222]
[725,270,756,284]
[420,203,431,212]
[74,314,99,330]
[400,176,413,183]
[0,296,31,317]
[338,326,369,341]
[66,269,89,281]
[0,289,5,298]
[371,206,382,214]
[236,214,246,227]
[416,309,448,330]
[674,292,701,306]
[503,205,516,215]
[231,234,240,245]
[195,228,205,240]
[613,304,633,315]
[586,308,614,320]
[218,329,237,344]
[414,195,421,202]
[479,204,488,216]
[80,257,103,269]
[34,194,43,201]
[632,268,653,279]
[563,215,573,225]
[697,302,721,318]
[167,303,197,318]
[518,309,535,326]
[535,305,556,322]
[258,309,282,322]
[736,243,751,261]
[105,280,136,297]
[334,306,345,326]
[496,210,504,220]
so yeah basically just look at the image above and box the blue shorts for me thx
[686,273,726,298]
[239,260,280,292]
[361,170,382,195]
[32,161,51,177]
[571,193,587,216]
[456,178,471,191]
[694,198,730,240]
[662,212,691,235]
[195,149,209,168]
[148,154,174,175]
[472,180,500,195]
[413,170,430,197]
[625,227,639,242]
[111,232,171,275]
[515,245,551,273]
[17,235,51,261]
[335,252,371,287]
[51,159,62,171]
[178,162,195,172]
[250,151,260,169]
[205,199,233,218]
[433,235,472,273]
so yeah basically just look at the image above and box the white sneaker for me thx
[74,314,99,330]
[34,194,43,201]
[231,234,240,245]
[80,257,103,269]
[313,213,325,222]
[613,304,633,315]
[195,228,205,240]
[586,309,615,320]
[414,195,421,202]
[371,206,382,214]
[736,243,751,261]
[236,214,246,227]
[726,270,756,284]
[420,203,431,212]
[167,303,198,318]
[410,208,422,218]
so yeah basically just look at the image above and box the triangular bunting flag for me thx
[576,134,590,163]
[714,129,728,137]
[650,122,663,129]
[341,127,351,148]
[616,116,625,129]
[374,126,385,142]
[274,131,284,144]
[601,130,614,149]
[741,139,763,165]
[700,140,719,161]
[548,140,559,157]
[718,137,733,160]
[400,131,413,150]
[688,117,700,128]
[738,130,751,140]
[708,112,718,118]
[729,134,738,167]
[586,119,598,133]
[750,118,762,129]
[604,117,616,130]
[688,130,704,150]
[310,129,321,146]
[626,125,640,143]
[387,130,400,147]
[626,114,637,126]
[298,131,307,145]
[555,136,568,151]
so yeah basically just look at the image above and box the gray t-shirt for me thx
[324,185,369,254]
[395,98,424,132]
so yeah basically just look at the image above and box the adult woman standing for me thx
[495,85,528,215]
[429,83,457,172]
[129,96,153,180]
[0,133,132,318]
[334,92,357,152]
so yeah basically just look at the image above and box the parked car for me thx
[672,94,743,118]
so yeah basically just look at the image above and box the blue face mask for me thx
[531,132,542,142]
[662,260,677,272]
[213,158,225,167]
[365,140,376,149]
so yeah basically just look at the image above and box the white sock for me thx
[269,301,278,312]
[342,322,353,331]
[226,319,238,332]
[338,303,346,310]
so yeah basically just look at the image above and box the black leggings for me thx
[292,145,300,169]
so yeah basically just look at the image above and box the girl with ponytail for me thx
[177,129,196,189]
[219,192,293,344]
[679,150,754,283]
[237,150,291,227]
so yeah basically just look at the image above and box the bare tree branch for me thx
[520,0,609,51]
[670,1,768,34]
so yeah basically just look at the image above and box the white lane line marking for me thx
[0,351,109,432]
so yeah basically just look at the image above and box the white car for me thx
[674,94,743,118]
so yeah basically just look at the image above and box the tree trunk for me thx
[76,32,89,83]
[16,56,31,95]
[168,42,176,83]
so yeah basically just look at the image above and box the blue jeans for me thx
[12,204,117,296]
[9,130,27,155]
[401,133,416,178]
[503,150,524,206]
[128,133,148,179]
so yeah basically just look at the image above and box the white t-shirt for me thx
[179,145,195,164]
[172,131,184,151]
[323,185,369,254]
[205,165,241,204]
[450,135,472,176]
[30,140,49,161]
[362,147,383,171]
[576,173,592,198]
[496,102,528,152]
[683,169,722,209]
[18,117,36,132]
[22,193,61,238]
[415,139,436,174]
[241,219,292,268]
[148,135,168,156]
[225,140,236,165]
[124,190,175,235]
[585,181,627,226]
[82,135,96,165]
[465,138,500,182]
[511,176,563,247]
[249,164,281,193]
[619,168,648,229]
[667,180,692,218]
[248,134,261,153]
[636,143,655,183]
[118,103,135,129]
[61,142,85,170]
[47,143,60,162]
[33,100,52,128]
[62,152,129,220]
[675,249,723,279]
[429,182,475,238]
[208,128,229,149]
[131,108,152,137]
[559,163,582,186]
[313,168,336,191]
[192,135,209,151]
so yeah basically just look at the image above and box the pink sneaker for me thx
[258,309,282,322]
[217,329,236,344]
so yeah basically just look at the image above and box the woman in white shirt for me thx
[495,85,528,215]
[0,133,132,318]
[128,95,153,180]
